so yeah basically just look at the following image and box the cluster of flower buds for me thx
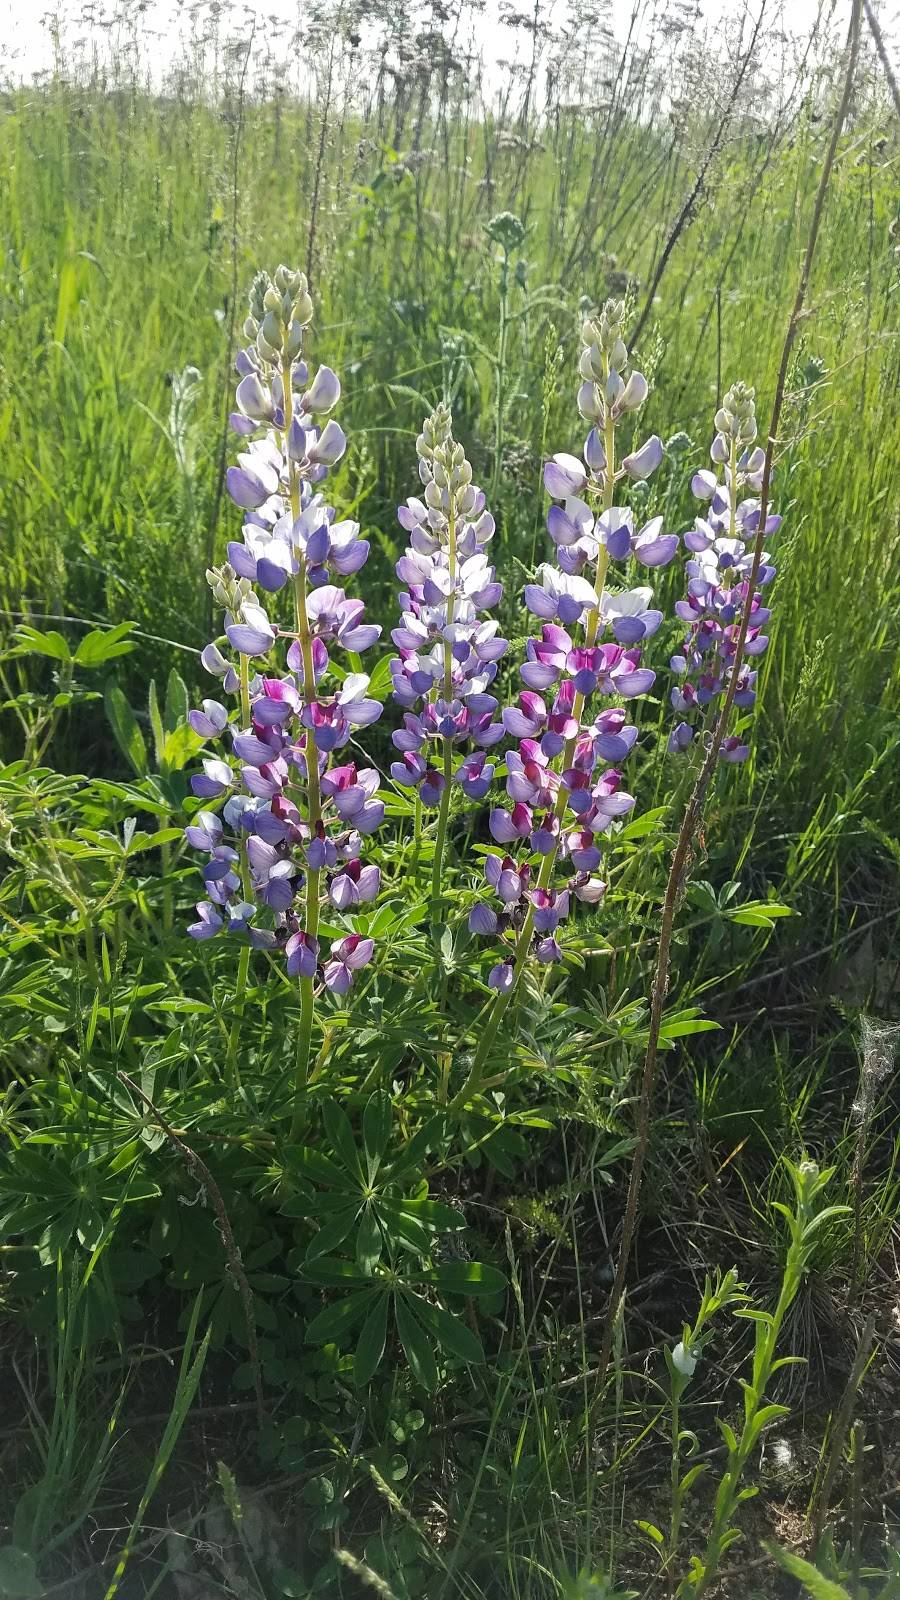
[184,267,382,993]
[669,382,779,762]
[389,405,506,806]
[469,301,677,987]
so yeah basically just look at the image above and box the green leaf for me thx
[305,1288,377,1345]
[395,1294,439,1391]
[161,723,202,774]
[635,1521,664,1548]
[728,902,793,926]
[0,1546,42,1598]
[301,1256,372,1287]
[356,1208,383,1275]
[322,1099,362,1181]
[73,622,135,667]
[362,1091,392,1181]
[104,681,148,778]
[148,678,165,767]
[410,1261,506,1299]
[354,1293,389,1385]
[303,1206,359,1263]
[13,626,72,662]
[164,668,190,732]
[762,1544,851,1599]
[411,1295,484,1364]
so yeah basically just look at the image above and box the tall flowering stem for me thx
[389,406,506,942]
[184,265,383,1132]
[588,0,862,1414]
[455,299,674,1106]
[668,384,778,764]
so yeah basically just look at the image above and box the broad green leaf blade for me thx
[305,1288,376,1345]
[104,681,148,778]
[409,1261,506,1299]
[304,1206,360,1263]
[362,1091,392,1181]
[410,1295,484,1364]
[763,1544,851,1599]
[354,1293,389,1386]
[395,1294,439,1391]
[73,622,136,667]
[356,1208,383,1275]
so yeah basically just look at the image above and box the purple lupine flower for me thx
[184,266,384,984]
[389,404,506,807]
[669,383,776,763]
[323,934,375,995]
[471,298,671,976]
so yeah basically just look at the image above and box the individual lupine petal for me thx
[323,934,375,993]
[185,810,223,851]
[503,692,547,740]
[390,750,427,788]
[567,829,602,872]
[489,803,531,842]
[621,435,663,480]
[531,812,560,854]
[285,931,319,978]
[593,709,638,764]
[621,370,648,411]
[547,502,588,548]
[633,516,679,568]
[691,469,719,501]
[419,768,446,807]
[534,936,563,963]
[229,412,256,436]
[201,642,240,693]
[191,758,235,798]
[488,963,514,991]
[329,860,378,909]
[189,700,229,739]
[572,874,607,903]
[719,736,750,763]
[469,902,498,935]
[487,854,524,904]
[236,371,275,422]
[543,453,588,499]
[302,365,341,414]
[226,600,276,656]
[307,419,347,466]
[226,450,280,509]
[337,672,383,726]
[261,859,298,911]
[456,751,494,799]
[187,901,224,940]
[598,507,633,560]
[584,428,606,474]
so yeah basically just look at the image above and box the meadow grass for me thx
[0,5,898,1595]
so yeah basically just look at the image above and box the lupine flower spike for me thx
[464,299,676,1054]
[184,266,383,1111]
[390,405,506,919]
[669,383,779,762]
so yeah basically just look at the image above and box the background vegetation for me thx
[0,0,898,1594]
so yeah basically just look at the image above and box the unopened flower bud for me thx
[621,370,648,411]
[577,381,603,422]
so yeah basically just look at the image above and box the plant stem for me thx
[430,498,457,946]
[588,0,863,1416]
[224,651,253,1093]
[283,362,322,1136]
